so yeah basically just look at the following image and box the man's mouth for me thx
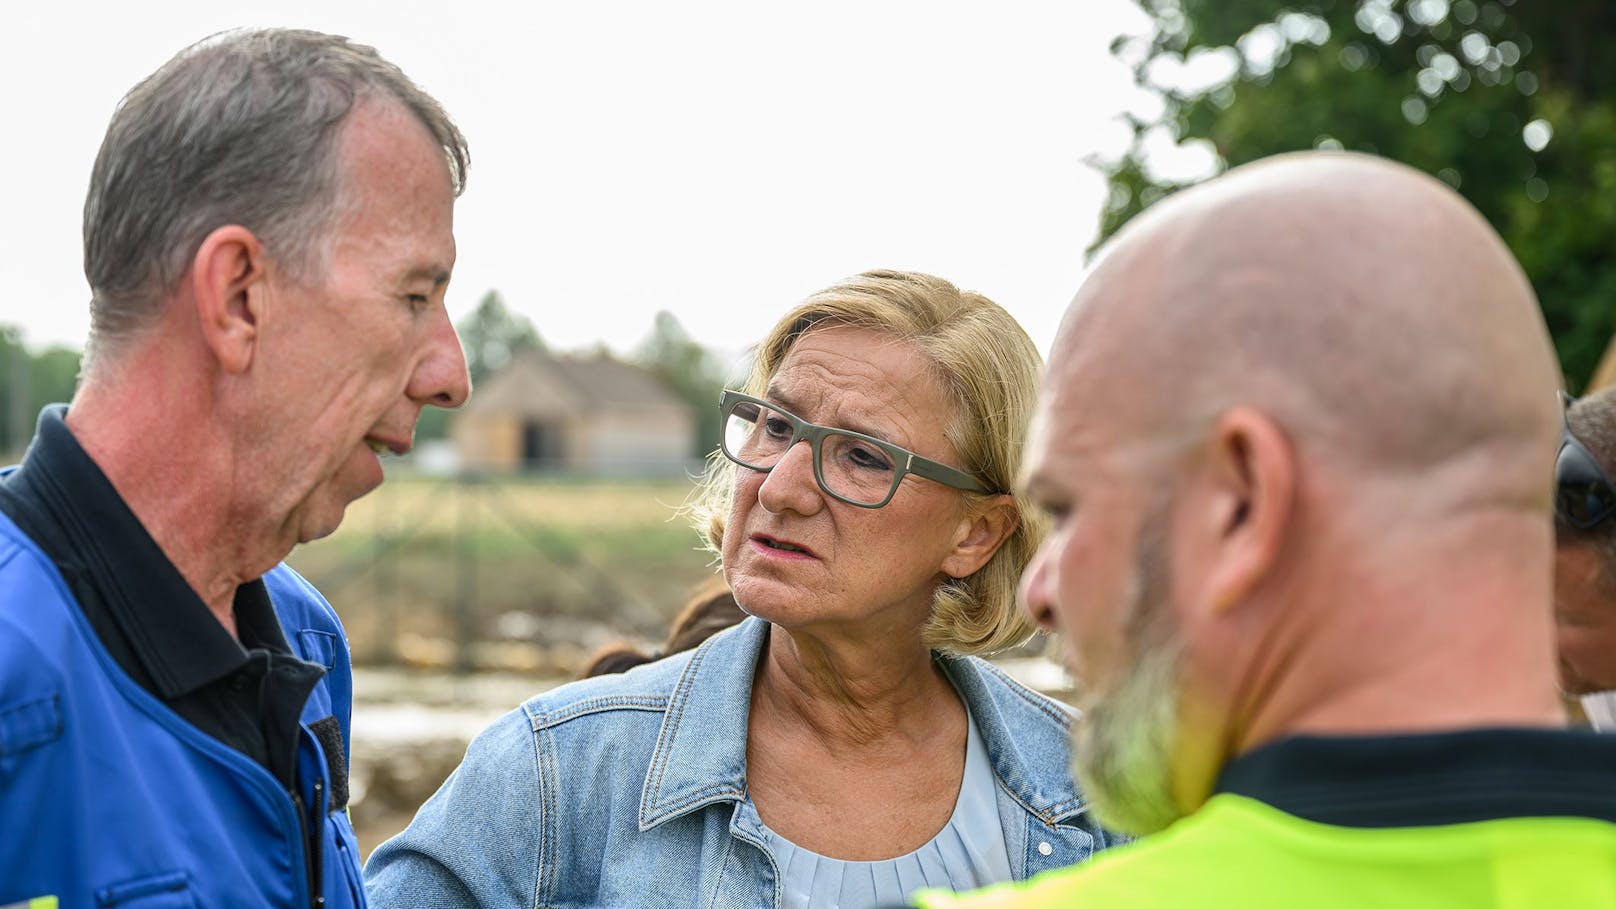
[365,434,411,457]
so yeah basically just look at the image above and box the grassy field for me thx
[286,472,720,673]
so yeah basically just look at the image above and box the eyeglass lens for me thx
[1558,440,1616,528]
[722,399,899,506]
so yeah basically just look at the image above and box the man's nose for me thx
[410,306,471,409]
[1019,550,1056,631]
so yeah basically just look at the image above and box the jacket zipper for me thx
[291,784,327,908]
[310,778,326,908]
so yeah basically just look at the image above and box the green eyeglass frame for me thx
[718,389,997,508]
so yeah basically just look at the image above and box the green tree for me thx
[0,326,82,457]
[634,311,726,458]
[1102,0,1616,388]
[458,290,545,386]
[418,291,545,441]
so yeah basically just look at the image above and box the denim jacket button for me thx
[1038,841,1053,856]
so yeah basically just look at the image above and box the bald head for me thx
[1022,153,1567,832]
[1057,152,1559,498]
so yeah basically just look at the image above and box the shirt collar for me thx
[10,405,289,697]
[1216,727,1616,827]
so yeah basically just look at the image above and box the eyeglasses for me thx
[718,389,995,508]
[1556,392,1616,530]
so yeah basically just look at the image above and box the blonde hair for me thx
[688,269,1046,655]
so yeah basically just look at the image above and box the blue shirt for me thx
[366,616,1117,907]
[763,703,1013,908]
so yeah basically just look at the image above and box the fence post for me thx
[453,474,478,675]
[371,480,398,665]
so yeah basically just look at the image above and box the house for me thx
[451,348,697,475]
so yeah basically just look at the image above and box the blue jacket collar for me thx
[637,616,1085,829]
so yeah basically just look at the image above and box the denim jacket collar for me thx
[637,616,1086,830]
[941,653,1086,824]
[638,616,761,829]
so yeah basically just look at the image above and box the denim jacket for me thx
[366,617,1115,908]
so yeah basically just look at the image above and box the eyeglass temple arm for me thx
[905,453,994,494]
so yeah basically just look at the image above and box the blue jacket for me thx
[367,616,1116,907]
[0,510,366,909]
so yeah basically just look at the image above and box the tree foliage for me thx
[633,310,727,458]
[0,326,82,457]
[1102,0,1616,387]
[417,291,547,441]
[458,290,546,386]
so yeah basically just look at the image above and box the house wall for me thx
[580,407,697,475]
[456,412,649,474]
[451,413,522,472]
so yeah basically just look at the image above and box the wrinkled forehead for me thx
[765,326,956,440]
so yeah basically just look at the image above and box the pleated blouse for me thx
[760,710,1013,909]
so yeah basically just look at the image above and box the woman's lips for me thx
[750,534,817,560]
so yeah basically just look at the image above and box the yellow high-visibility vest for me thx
[917,793,1616,908]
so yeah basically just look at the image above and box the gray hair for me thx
[82,28,468,367]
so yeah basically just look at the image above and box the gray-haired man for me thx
[0,29,469,907]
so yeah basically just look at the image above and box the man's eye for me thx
[406,294,430,311]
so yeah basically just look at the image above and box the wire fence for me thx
[287,471,715,674]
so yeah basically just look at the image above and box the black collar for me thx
[2,405,294,696]
[1216,727,1616,827]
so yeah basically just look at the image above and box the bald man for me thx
[909,152,1616,908]
[1556,388,1616,727]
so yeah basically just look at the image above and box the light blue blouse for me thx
[762,710,1013,909]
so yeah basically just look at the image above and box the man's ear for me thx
[1195,407,1295,615]
[941,494,1019,580]
[190,225,267,375]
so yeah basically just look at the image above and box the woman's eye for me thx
[763,416,792,439]
[847,444,892,471]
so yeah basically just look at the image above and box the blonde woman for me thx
[367,270,1118,908]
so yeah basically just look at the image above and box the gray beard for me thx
[1072,626,1183,835]
[1070,507,1185,836]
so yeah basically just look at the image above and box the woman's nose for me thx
[757,439,824,516]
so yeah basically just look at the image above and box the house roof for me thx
[460,348,688,420]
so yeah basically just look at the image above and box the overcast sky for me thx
[4,1,1166,368]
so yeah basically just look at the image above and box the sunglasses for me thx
[1556,393,1616,530]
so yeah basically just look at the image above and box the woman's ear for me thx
[942,494,1020,579]
[190,225,267,375]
